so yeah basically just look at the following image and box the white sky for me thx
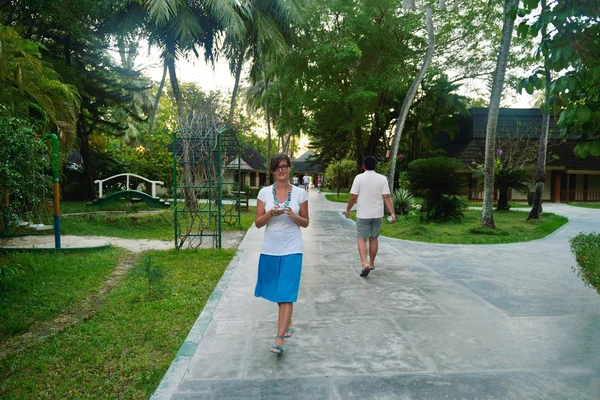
[136,45,236,93]
[136,44,534,108]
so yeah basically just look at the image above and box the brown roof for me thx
[440,138,600,171]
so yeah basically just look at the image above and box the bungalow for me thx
[437,108,600,203]
[223,145,268,195]
[167,132,268,197]
[291,150,323,188]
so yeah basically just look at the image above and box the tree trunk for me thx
[77,111,95,201]
[387,6,435,192]
[148,62,168,137]
[265,100,272,185]
[228,48,245,123]
[167,56,184,118]
[167,53,196,210]
[528,0,550,220]
[480,0,519,229]
[354,125,364,173]
[497,189,509,210]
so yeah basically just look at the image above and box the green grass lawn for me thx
[566,202,600,209]
[467,201,531,208]
[0,249,235,399]
[56,206,256,240]
[0,248,124,340]
[325,193,351,202]
[345,209,568,244]
[60,200,161,214]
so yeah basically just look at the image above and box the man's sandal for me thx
[270,335,285,355]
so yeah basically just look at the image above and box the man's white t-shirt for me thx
[349,170,390,219]
[258,184,308,255]
[303,175,310,185]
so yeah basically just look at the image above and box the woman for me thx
[254,153,309,355]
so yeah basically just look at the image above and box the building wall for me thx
[589,174,600,189]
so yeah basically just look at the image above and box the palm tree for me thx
[141,0,247,210]
[142,0,247,119]
[387,3,435,193]
[528,0,551,220]
[480,0,520,229]
[0,26,79,134]
[245,65,276,183]
[494,167,530,211]
[223,0,306,122]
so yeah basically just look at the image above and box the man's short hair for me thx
[363,156,377,171]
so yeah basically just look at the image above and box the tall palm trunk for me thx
[228,47,246,122]
[387,6,435,192]
[480,0,520,229]
[528,0,550,220]
[265,81,272,184]
[167,56,184,118]
[77,109,95,200]
[148,62,168,136]
[167,54,196,210]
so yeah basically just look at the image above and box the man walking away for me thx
[303,173,310,192]
[345,156,396,277]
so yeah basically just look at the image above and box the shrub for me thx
[570,232,600,294]
[391,188,414,214]
[324,158,356,194]
[426,195,469,222]
[406,157,467,221]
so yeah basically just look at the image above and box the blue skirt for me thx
[254,254,303,303]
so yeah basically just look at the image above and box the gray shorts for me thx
[356,218,382,239]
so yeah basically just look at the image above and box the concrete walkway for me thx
[153,191,600,399]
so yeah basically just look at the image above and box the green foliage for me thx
[346,208,568,244]
[494,167,531,211]
[324,193,350,203]
[406,157,467,221]
[0,26,79,132]
[0,113,51,235]
[0,248,122,339]
[518,0,600,155]
[324,159,356,194]
[391,188,414,215]
[570,232,600,295]
[142,256,165,296]
[0,248,235,398]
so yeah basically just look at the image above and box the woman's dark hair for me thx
[270,153,292,172]
[363,155,377,171]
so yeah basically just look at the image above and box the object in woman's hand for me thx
[387,215,393,223]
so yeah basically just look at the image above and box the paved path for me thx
[153,191,600,399]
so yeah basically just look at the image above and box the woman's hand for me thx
[270,206,285,217]
[282,206,296,219]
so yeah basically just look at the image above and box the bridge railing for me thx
[94,173,164,198]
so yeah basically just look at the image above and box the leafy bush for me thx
[570,232,600,294]
[427,195,469,222]
[391,188,414,214]
[406,157,467,221]
[324,158,356,194]
[0,113,50,235]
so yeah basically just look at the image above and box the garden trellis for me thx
[172,113,243,249]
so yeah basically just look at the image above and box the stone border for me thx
[150,249,244,400]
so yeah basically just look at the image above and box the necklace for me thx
[272,184,292,208]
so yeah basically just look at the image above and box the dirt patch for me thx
[1,231,246,252]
